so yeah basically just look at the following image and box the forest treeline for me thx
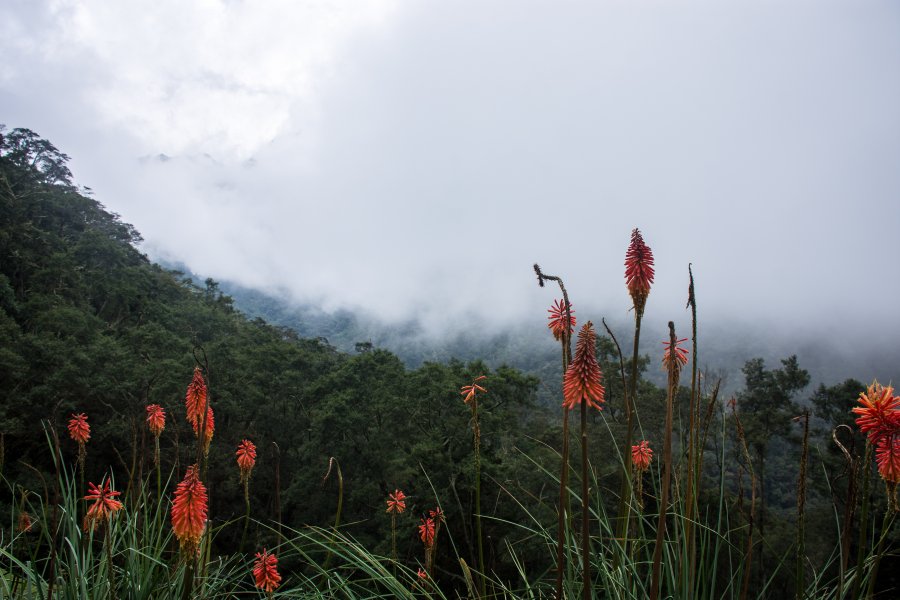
[0,126,894,596]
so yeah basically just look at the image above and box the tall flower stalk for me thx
[461,375,488,597]
[146,404,165,498]
[650,324,686,600]
[68,413,90,496]
[563,321,605,600]
[386,489,407,575]
[236,439,257,553]
[534,264,574,600]
[618,228,654,549]
[172,464,208,600]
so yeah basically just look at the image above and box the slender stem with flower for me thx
[386,489,406,575]
[462,375,488,597]
[618,228,654,551]
[236,439,257,554]
[563,321,605,600]
[534,264,575,600]
[651,323,686,600]
[146,404,165,499]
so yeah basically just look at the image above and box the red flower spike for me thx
[171,464,208,554]
[625,228,655,314]
[632,440,653,472]
[876,434,900,484]
[253,548,282,593]
[386,489,406,514]
[236,439,257,483]
[547,299,576,341]
[68,413,90,445]
[428,506,444,521]
[192,405,215,454]
[461,375,487,405]
[852,383,899,445]
[146,404,165,438]
[185,367,208,427]
[419,516,436,547]
[662,338,689,372]
[417,568,428,580]
[83,479,123,532]
[562,322,605,411]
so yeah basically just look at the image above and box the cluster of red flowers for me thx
[83,479,123,532]
[236,439,257,483]
[547,299,575,341]
[632,440,653,472]
[662,337,689,372]
[418,507,443,548]
[624,228,655,315]
[562,322,605,411]
[386,489,407,514]
[171,464,208,554]
[146,404,165,437]
[460,376,487,406]
[68,413,90,445]
[852,382,900,484]
[253,549,282,592]
[185,368,215,453]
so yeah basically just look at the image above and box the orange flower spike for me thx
[461,375,487,405]
[68,413,90,445]
[562,322,605,411]
[171,464,208,554]
[185,367,208,426]
[386,489,407,514]
[83,479,123,532]
[547,299,575,341]
[632,440,653,472]
[192,405,215,454]
[662,338,690,372]
[236,439,257,483]
[253,548,282,593]
[852,383,899,444]
[146,404,166,438]
[419,516,436,547]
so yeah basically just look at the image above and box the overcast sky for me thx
[2,0,899,343]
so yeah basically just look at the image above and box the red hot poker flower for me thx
[68,413,90,445]
[146,404,166,438]
[419,516,436,547]
[83,479,123,532]
[185,367,208,427]
[236,439,257,483]
[876,434,900,484]
[625,228,655,315]
[253,548,282,593]
[852,383,899,444]
[662,338,689,372]
[632,440,653,472]
[386,489,407,514]
[461,375,487,405]
[547,299,576,341]
[171,464,208,554]
[192,405,215,455]
[562,322,605,411]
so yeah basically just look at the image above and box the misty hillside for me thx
[190,275,899,403]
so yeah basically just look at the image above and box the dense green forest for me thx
[1,126,897,598]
